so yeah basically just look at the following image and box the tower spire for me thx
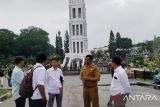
[69,0,85,4]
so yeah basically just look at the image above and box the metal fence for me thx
[63,65,110,76]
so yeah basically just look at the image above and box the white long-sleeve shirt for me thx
[46,67,64,94]
[31,63,49,100]
[110,66,131,96]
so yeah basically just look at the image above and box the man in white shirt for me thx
[109,56,131,107]
[47,57,64,107]
[29,53,48,107]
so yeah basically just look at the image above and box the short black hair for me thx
[112,56,122,66]
[86,55,93,60]
[36,53,47,63]
[121,63,126,69]
[51,57,59,62]
[15,56,24,64]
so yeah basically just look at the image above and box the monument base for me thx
[62,52,89,70]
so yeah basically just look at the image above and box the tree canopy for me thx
[0,29,18,57]
[0,26,55,64]
[64,30,69,53]
[55,31,64,62]
[108,30,133,58]
[17,26,51,57]
[108,30,116,57]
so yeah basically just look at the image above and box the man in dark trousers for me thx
[47,57,64,107]
[30,53,48,107]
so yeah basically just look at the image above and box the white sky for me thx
[0,0,159,50]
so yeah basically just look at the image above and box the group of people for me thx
[0,65,4,87]
[80,55,131,107]
[11,53,64,107]
[0,64,13,87]
[155,68,160,84]
[10,52,131,107]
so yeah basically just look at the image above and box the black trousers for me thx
[29,99,47,107]
[15,97,26,107]
[48,88,63,107]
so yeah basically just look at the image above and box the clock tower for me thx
[62,0,89,70]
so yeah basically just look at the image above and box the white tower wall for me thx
[62,0,89,69]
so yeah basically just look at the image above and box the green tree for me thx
[64,30,69,53]
[134,41,153,53]
[133,56,144,67]
[91,51,97,58]
[119,38,133,49]
[116,38,133,58]
[0,29,18,57]
[108,30,133,59]
[26,56,36,64]
[116,32,121,48]
[109,30,115,43]
[0,55,5,64]
[17,26,50,57]
[55,31,64,61]
[6,55,15,63]
[48,44,55,55]
[96,50,103,58]
[108,30,116,58]
[153,36,160,66]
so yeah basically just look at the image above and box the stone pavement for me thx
[0,74,160,107]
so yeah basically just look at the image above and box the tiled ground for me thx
[0,74,160,107]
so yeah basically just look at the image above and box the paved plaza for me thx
[0,74,160,107]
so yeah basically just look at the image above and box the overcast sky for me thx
[0,0,159,50]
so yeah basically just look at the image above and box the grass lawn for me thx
[0,89,11,96]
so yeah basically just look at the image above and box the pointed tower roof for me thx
[69,0,85,4]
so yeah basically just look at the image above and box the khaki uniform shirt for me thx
[80,64,100,87]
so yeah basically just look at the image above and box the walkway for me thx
[0,74,160,107]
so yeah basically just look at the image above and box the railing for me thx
[62,65,110,76]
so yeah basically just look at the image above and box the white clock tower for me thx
[62,0,89,70]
